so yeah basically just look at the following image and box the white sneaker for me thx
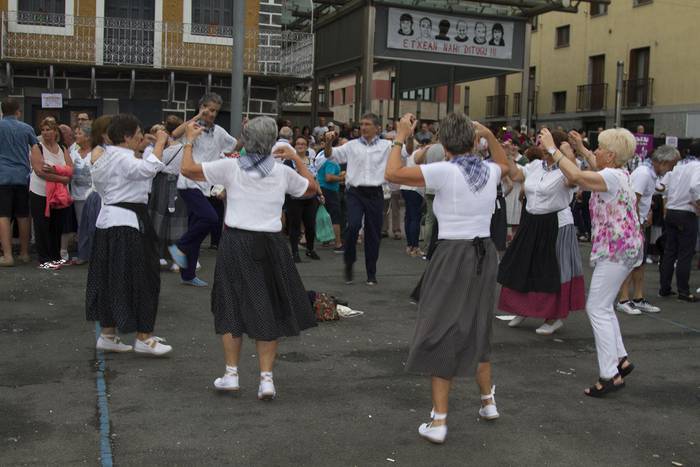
[535,320,564,335]
[96,334,133,353]
[134,336,173,356]
[508,316,526,328]
[258,374,276,400]
[418,421,447,444]
[214,372,240,391]
[632,299,661,313]
[196,261,201,270]
[616,301,642,315]
[170,263,180,272]
[478,386,500,420]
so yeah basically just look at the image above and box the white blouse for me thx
[420,161,501,240]
[69,146,93,201]
[29,143,67,197]
[177,125,237,195]
[202,157,309,232]
[521,161,575,227]
[92,146,164,230]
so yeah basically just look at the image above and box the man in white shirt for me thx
[324,113,407,285]
[312,117,329,144]
[168,93,237,287]
[616,145,679,314]
[659,141,700,302]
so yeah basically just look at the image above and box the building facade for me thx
[0,0,313,129]
[327,1,700,137]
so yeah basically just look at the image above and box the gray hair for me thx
[361,112,381,127]
[651,145,680,163]
[242,116,278,155]
[278,126,293,141]
[438,113,476,155]
[198,92,223,108]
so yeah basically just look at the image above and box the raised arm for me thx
[274,144,319,197]
[385,113,425,187]
[323,131,349,164]
[474,122,509,177]
[569,130,597,171]
[543,129,607,192]
[180,122,206,181]
[171,110,203,140]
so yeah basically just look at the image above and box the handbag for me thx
[307,291,339,321]
[315,205,335,243]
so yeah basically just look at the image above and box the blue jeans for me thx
[401,190,423,248]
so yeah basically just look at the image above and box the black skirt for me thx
[497,211,560,293]
[211,228,317,340]
[86,226,160,333]
[148,172,188,257]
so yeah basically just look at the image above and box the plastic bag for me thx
[315,205,335,243]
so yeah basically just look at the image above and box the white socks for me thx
[226,365,238,375]
[261,371,273,379]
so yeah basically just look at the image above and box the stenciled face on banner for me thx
[387,8,514,60]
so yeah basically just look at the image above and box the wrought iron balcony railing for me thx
[0,11,314,78]
[623,78,653,108]
[576,83,608,112]
[512,92,521,116]
[486,94,508,118]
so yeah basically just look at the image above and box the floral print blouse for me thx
[589,168,644,267]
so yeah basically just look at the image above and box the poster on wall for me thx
[634,133,654,159]
[41,93,63,109]
[386,8,514,60]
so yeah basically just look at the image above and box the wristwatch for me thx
[392,140,404,148]
[547,147,557,156]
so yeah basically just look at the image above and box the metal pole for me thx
[446,66,455,114]
[392,62,400,122]
[230,0,245,136]
[520,20,532,131]
[614,60,624,128]
[360,2,376,115]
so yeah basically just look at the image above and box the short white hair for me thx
[598,128,637,166]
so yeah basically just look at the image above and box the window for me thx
[17,0,65,25]
[191,0,233,37]
[590,2,608,16]
[341,88,346,106]
[401,88,433,101]
[633,0,652,6]
[553,91,567,113]
[555,25,570,48]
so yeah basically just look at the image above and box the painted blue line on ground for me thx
[95,323,114,467]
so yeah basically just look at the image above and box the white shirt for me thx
[69,146,93,201]
[92,146,164,230]
[160,143,185,175]
[202,158,309,232]
[177,125,236,195]
[330,137,392,187]
[664,159,700,213]
[30,143,66,196]
[631,164,658,221]
[521,161,575,227]
[420,161,502,240]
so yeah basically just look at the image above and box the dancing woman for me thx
[180,117,318,400]
[385,113,509,444]
[86,114,172,356]
[497,130,585,335]
[540,128,643,397]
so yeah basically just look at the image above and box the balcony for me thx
[576,83,608,112]
[623,78,653,108]
[0,11,313,78]
[486,94,508,118]
[512,92,521,117]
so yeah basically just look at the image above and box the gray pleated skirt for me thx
[406,238,498,379]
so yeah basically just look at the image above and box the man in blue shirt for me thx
[0,97,41,266]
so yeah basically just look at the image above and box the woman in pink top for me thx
[540,128,643,397]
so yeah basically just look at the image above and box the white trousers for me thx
[586,260,633,379]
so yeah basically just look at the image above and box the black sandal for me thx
[584,375,625,398]
[617,357,634,378]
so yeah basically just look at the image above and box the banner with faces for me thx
[387,8,514,60]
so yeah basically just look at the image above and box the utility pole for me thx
[230,0,245,136]
[614,61,624,128]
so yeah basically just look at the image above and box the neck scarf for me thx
[451,154,490,193]
[542,159,559,172]
[239,152,275,177]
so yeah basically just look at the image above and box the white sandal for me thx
[478,385,500,420]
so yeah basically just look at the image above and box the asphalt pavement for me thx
[1,238,698,467]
